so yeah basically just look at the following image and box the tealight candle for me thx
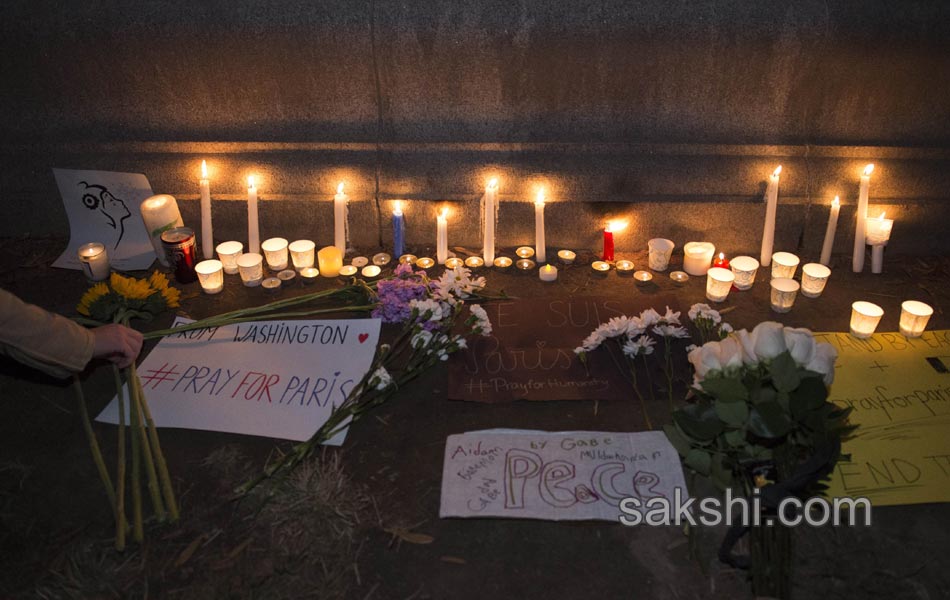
[195,259,224,294]
[800,263,831,298]
[361,265,381,278]
[139,194,183,266]
[216,241,243,274]
[648,238,675,271]
[339,265,358,276]
[288,239,316,270]
[850,301,884,339]
[318,246,343,278]
[683,242,715,276]
[494,256,512,269]
[415,257,435,269]
[771,252,800,280]
[262,276,281,293]
[705,267,735,303]
[516,246,535,259]
[464,256,485,268]
[372,252,392,266]
[399,254,418,265]
[300,267,319,283]
[729,256,759,290]
[616,260,634,274]
[539,264,558,282]
[237,252,264,287]
[670,271,689,285]
[277,269,296,283]
[770,278,800,313]
[445,257,464,268]
[591,261,610,273]
[634,270,653,285]
[558,250,576,264]
[261,237,289,271]
[516,258,536,271]
[77,242,110,281]
[351,256,369,268]
[899,300,933,338]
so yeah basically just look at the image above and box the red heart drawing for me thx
[358,333,369,344]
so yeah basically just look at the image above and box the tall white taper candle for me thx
[436,207,448,264]
[759,165,782,267]
[852,164,874,272]
[534,188,546,263]
[819,196,840,267]
[247,175,260,254]
[199,160,213,259]
[334,182,348,254]
[483,178,498,264]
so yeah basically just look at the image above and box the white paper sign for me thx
[97,317,382,443]
[51,168,157,271]
[440,429,688,522]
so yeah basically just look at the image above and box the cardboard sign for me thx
[820,330,950,506]
[51,169,156,271]
[97,317,381,443]
[440,429,688,521]
[448,297,677,402]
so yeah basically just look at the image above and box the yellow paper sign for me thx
[816,330,950,506]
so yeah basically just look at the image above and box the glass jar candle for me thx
[800,263,831,298]
[770,278,800,313]
[729,255,759,290]
[77,242,110,282]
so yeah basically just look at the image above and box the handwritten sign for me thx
[96,317,381,443]
[820,330,950,506]
[440,429,688,521]
[448,297,677,402]
[51,169,156,271]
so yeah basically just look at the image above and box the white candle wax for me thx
[760,165,782,267]
[483,179,498,264]
[334,182,348,254]
[683,241,715,276]
[850,301,883,338]
[534,188,546,263]
[539,263,557,282]
[195,259,224,294]
[77,242,110,281]
[853,164,874,272]
[819,196,840,267]
[199,160,213,259]
[318,246,343,278]
[436,208,448,264]
[247,176,260,254]
[140,194,183,267]
[866,210,893,274]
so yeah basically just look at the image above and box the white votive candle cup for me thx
[771,252,800,280]
[850,301,884,339]
[683,242,715,276]
[261,237,289,271]
[729,255,759,290]
[77,242,110,281]
[770,278,800,313]
[237,252,264,287]
[288,239,316,270]
[539,264,558,282]
[899,300,933,338]
[216,241,243,274]
[706,267,735,303]
[648,238,675,271]
[801,263,831,298]
[195,259,224,294]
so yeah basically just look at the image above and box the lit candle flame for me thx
[864,164,875,176]
[487,178,498,191]
[440,207,448,219]
[718,252,725,260]
[337,182,345,195]
[536,187,545,206]
[201,160,208,180]
[605,220,628,233]
[247,175,256,189]
[393,200,402,215]
[832,195,840,208]
[772,165,783,177]
[878,211,886,220]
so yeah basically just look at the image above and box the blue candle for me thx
[392,201,405,258]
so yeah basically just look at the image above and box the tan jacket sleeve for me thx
[0,288,95,379]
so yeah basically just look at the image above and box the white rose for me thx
[752,321,787,360]
[718,336,744,370]
[783,327,816,366]
[688,341,723,380]
[805,342,838,386]
[736,329,758,365]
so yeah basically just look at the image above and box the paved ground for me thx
[1,237,948,599]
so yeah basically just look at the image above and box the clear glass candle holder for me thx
[261,237,289,271]
[77,242,110,282]
[851,301,884,339]
[288,239,316,270]
[648,238,675,271]
[729,255,759,290]
[899,300,933,338]
[195,259,224,294]
[770,278,800,313]
[801,263,831,298]
[771,252,800,280]
[215,241,243,274]
[706,267,735,303]
[236,252,264,287]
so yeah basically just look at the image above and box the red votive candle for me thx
[712,252,730,269]
[602,227,615,261]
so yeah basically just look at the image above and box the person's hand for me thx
[91,323,144,369]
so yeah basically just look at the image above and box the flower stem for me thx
[627,361,653,430]
[115,367,127,551]
[127,366,166,522]
[132,368,179,521]
[73,376,122,528]
[126,366,144,542]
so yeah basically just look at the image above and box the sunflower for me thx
[148,270,170,291]
[110,272,154,301]
[77,282,110,316]
[161,286,181,309]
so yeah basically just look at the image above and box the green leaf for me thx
[685,449,712,475]
[748,401,791,439]
[750,384,777,406]
[663,424,692,458]
[700,377,749,403]
[714,400,749,427]
[724,429,746,448]
[790,375,829,420]
[673,402,724,442]
[770,351,801,393]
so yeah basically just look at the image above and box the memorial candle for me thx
[392,200,405,258]
[199,160,213,259]
[140,194,183,266]
[712,252,730,269]
[436,207,448,264]
[819,196,840,267]
[866,210,894,274]
[602,220,626,261]
[760,165,782,267]
[483,178,498,264]
[247,176,260,254]
[852,164,874,272]
[334,182,348,254]
[534,188,546,263]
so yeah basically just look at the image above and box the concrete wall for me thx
[1,1,949,257]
